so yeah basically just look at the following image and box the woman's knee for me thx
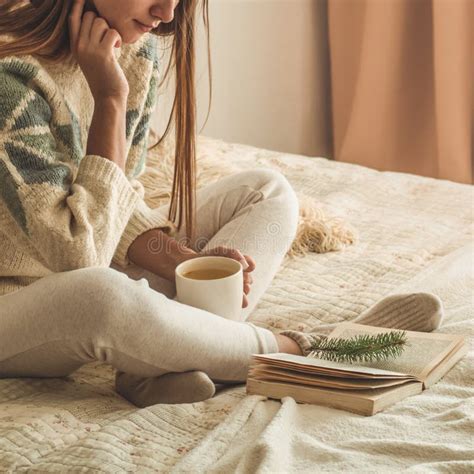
[236,167,297,203]
[257,168,297,201]
[55,267,142,330]
[255,168,299,225]
[241,167,286,188]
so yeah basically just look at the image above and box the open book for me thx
[246,322,467,416]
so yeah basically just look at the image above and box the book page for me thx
[326,323,463,380]
[252,353,415,378]
[249,366,412,390]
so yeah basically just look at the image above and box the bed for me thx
[1,135,472,472]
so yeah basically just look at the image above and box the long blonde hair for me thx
[0,0,213,246]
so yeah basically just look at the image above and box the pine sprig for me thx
[307,330,409,364]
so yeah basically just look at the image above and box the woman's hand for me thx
[199,246,256,309]
[68,0,129,101]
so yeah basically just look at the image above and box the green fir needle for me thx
[307,330,409,364]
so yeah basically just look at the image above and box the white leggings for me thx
[0,169,299,383]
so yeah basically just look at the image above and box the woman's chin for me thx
[119,31,144,45]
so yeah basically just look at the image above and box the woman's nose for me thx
[151,1,178,23]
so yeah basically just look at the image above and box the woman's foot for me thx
[275,334,304,355]
[277,292,445,356]
[115,370,216,408]
[312,291,444,336]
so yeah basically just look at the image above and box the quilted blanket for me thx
[1,135,472,472]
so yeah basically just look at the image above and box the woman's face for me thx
[87,0,180,44]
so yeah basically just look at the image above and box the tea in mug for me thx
[182,268,235,280]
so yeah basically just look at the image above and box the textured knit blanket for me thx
[0,135,472,472]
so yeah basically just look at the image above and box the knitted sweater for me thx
[0,33,178,297]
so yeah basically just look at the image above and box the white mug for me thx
[175,256,243,321]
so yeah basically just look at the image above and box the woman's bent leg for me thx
[157,168,300,321]
[0,267,278,382]
[112,168,299,405]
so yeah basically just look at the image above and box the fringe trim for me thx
[288,193,357,258]
[141,133,357,257]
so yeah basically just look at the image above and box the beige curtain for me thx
[327,0,473,184]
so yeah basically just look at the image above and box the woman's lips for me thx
[135,20,153,32]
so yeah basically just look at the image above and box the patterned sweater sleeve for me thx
[111,41,178,269]
[0,66,153,272]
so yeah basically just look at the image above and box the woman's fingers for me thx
[199,245,254,307]
[226,247,246,266]
[66,0,129,100]
[79,11,97,41]
[236,252,253,296]
[90,16,110,44]
[102,28,122,50]
[202,246,256,273]
[201,247,255,301]
[243,254,256,273]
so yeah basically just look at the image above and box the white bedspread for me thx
[1,136,473,472]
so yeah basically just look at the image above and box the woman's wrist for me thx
[128,228,199,281]
[87,97,128,172]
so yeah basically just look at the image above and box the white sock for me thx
[280,292,444,356]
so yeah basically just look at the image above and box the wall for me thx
[151,0,333,158]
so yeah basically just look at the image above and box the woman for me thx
[0,0,443,408]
